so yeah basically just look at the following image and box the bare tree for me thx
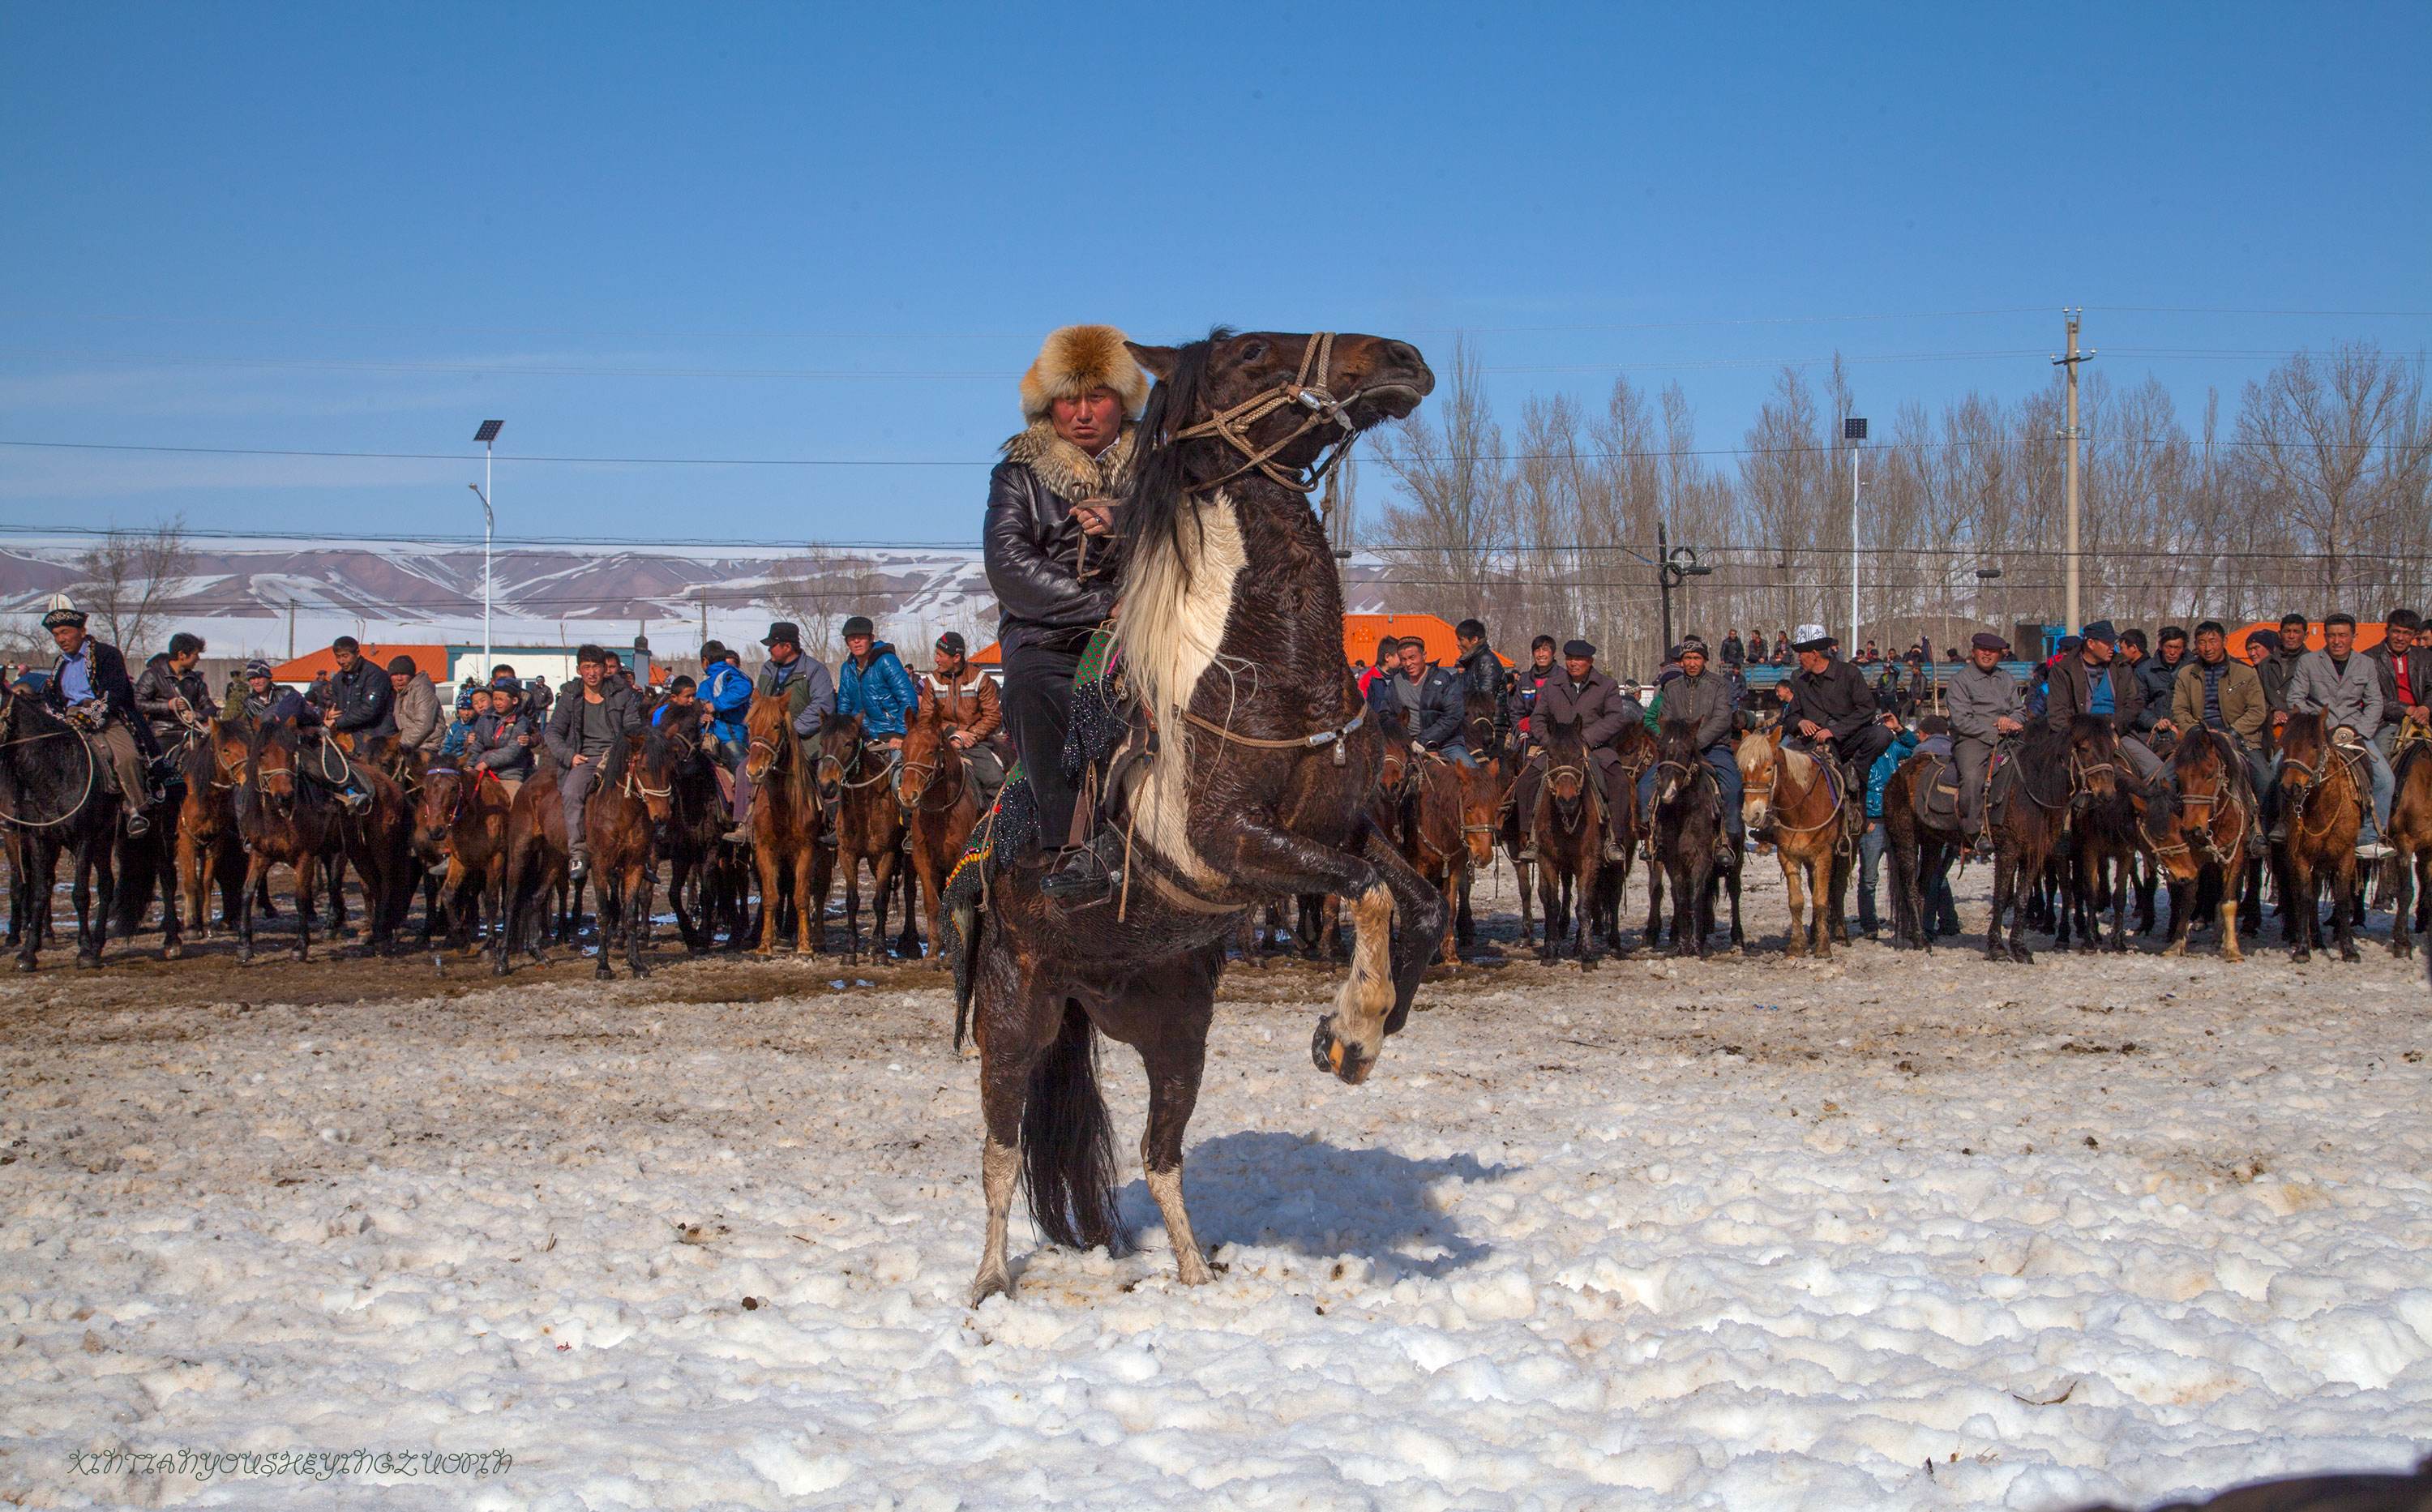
[1369,337,1508,624]
[2236,343,2431,603]
[769,542,884,664]
[74,519,195,656]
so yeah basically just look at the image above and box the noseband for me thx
[1174,332,1408,500]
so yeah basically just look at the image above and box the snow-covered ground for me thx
[2,863,2427,1510]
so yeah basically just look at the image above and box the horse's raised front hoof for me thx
[969,1263,1013,1306]
[1311,1022,1372,1086]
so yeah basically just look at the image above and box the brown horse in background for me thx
[2147,726,2251,962]
[1984,717,2120,963]
[413,758,512,954]
[1736,726,1850,958]
[1646,720,1741,958]
[743,691,826,956]
[2272,711,2364,962]
[1398,752,1468,967]
[494,763,572,972]
[237,720,359,962]
[1452,757,1502,954]
[817,714,906,964]
[896,703,984,970]
[581,727,678,978]
[2387,739,2432,957]
[652,702,743,954]
[173,719,250,944]
[1530,718,1607,964]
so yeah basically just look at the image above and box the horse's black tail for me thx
[940,860,985,1051]
[1021,999,1128,1254]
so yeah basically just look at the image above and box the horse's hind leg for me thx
[1131,953,1219,1287]
[2333,858,2361,962]
[970,961,1063,1304]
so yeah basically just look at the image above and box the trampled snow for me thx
[2,863,2426,1509]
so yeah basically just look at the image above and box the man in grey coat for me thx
[1637,636,1742,862]
[1945,632,2023,843]
[544,645,645,878]
[2283,611,2392,858]
[387,656,446,760]
[1532,640,1633,863]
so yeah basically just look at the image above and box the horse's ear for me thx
[1125,342,1180,383]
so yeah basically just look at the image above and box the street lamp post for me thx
[1843,417,1868,646]
[472,421,503,680]
[1655,520,1712,661]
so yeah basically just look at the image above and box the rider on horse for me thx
[721,621,836,845]
[1781,622,1894,806]
[1367,636,1472,766]
[39,598,164,836]
[387,654,447,763]
[1529,639,1632,863]
[983,323,1147,905]
[917,630,1009,806]
[469,676,538,792]
[543,645,646,881]
[836,615,916,753]
[1946,631,2024,852]
[1635,635,1743,864]
[134,632,212,755]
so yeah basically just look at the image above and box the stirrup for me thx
[1040,833,1121,906]
[124,812,151,838]
[569,853,589,880]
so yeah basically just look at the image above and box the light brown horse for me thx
[1398,752,1469,967]
[2387,737,2432,957]
[2273,711,2364,962]
[582,727,679,979]
[1736,726,1851,957]
[816,713,906,964]
[412,758,512,954]
[895,702,984,970]
[2145,726,2251,962]
[495,762,572,972]
[174,717,251,943]
[1530,717,1608,964]
[1452,756,1503,954]
[743,690,826,956]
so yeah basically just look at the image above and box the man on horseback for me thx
[326,636,397,746]
[134,632,212,753]
[1368,636,1472,766]
[1947,632,2023,850]
[388,655,446,763]
[2045,620,2164,785]
[469,676,537,792]
[2283,612,2394,861]
[918,630,1008,806]
[544,645,645,881]
[1506,635,1557,751]
[1453,618,1511,747]
[1782,623,1894,795]
[2171,619,2271,858]
[39,599,163,836]
[836,615,916,752]
[1511,639,1629,864]
[1634,636,1742,865]
[722,621,835,845]
[2366,608,2430,765]
[983,323,1145,905]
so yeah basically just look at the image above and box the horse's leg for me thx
[969,957,1063,1304]
[1569,857,1595,967]
[869,845,898,962]
[1126,954,1218,1287]
[2286,852,2314,962]
[594,867,621,980]
[627,860,653,978]
[2333,853,2361,962]
[1781,850,1809,959]
[2400,846,2423,958]
[1438,860,1462,968]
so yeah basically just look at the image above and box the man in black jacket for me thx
[544,645,645,880]
[39,600,162,834]
[134,632,211,751]
[2366,608,2432,762]
[1453,619,1509,747]
[1368,637,1472,765]
[987,324,1150,904]
[1782,623,1893,778]
[326,636,396,743]
[1506,636,1558,752]
[2255,612,2310,717]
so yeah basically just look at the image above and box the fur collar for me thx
[1001,420,1140,503]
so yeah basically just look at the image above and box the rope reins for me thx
[1171,331,1361,499]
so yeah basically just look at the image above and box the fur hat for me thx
[1020,324,1150,422]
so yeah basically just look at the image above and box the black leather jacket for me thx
[327,659,396,738]
[983,457,1120,657]
[134,655,212,744]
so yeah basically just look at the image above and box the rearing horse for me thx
[947,330,1443,1304]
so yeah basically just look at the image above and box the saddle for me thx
[1907,750,1963,832]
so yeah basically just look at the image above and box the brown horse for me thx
[1,686,123,970]
[2272,711,2364,962]
[173,719,250,944]
[743,690,826,956]
[1530,718,1608,964]
[1398,752,1469,967]
[238,720,409,961]
[2147,726,2252,962]
[816,713,906,964]
[2387,739,2432,957]
[412,758,512,954]
[651,702,743,954]
[896,702,984,970]
[1882,752,1966,951]
[1646,720,1742,958]
[945,330,1443,1304]
[494,762,572,973]
[1451,756,1503,954]
[582,727,679,978]
[1736,726,1851,957]
[1984,717,2122,963]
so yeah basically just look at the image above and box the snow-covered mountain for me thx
[0,538,1397,660]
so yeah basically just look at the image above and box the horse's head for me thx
[2276,710,2331,800]
[1736,726,1781,833]
[2131,779,2203,885]
[743,690,790,783]
[1462,692,1501,765]
[895,704,952,812]
[1541,721,1588,812]
[816,714,867,805]
[2066,715,2122,804]
[632,728,678,842]
[250,721,300,816]
[413,765,464,861]
[1457,765,1500,870]
[1376,738,1413,801]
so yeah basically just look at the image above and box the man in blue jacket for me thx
[697,641,753,759]
[1856,713,1960,940]
[836,615,916,747]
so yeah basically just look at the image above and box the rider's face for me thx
[1680,650,1706,678]
[845,635,873,661]
[769,641,798,665]
[1050,388,1124,455]
[1563,656,1591,679]
[1398,643,1425,676]
[2196,631,2227,663]
[1972,648,2002,672]
[2280,622,2309,651]
[50,624,83,654]
[933,649,960,677]
[334,649,358,673]
[580,662,604,690]
[1532,646,1554,670]
[248,675,272,696]
[2389,626,2417,653]
[2325,623,2355,657]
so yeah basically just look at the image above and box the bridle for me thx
[1174,331,1390,500]
[894,739,969,815]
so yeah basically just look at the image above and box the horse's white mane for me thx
[1115,490,1248,733]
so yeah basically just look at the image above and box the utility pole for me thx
[1655,520,1711,660]
[698,595,708,652]
[286,599,296,661]
[2053,311,2094,632]
[1843,417,1868,643]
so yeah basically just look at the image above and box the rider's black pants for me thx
[1003,641,1081,846]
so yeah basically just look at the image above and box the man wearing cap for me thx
[38,598,162,834]
[1529,640,1633,863]
[1783,624,1895,782]
[2045,620,2164,784]
[918,632,1008,803]
[545,645,644,879]
[325,636,397,746]
[2365,609,2432,765]
[2284,612,2394,859]
[1946,633,2023,845]
[469,678,537,790]
[134,632,211,754]
[986,323,1146,902]
[1368,636,1472,766]
[2133,627,2189,739]
[388,654,445,761]
[723,622,836,843]
[1634,636,1742,863]
[836,616,916,750]
[440,686,484,760]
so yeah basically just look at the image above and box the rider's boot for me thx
[720,823,751,845]
[1039,829,1122,906]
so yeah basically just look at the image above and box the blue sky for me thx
[3,2,2426,544]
